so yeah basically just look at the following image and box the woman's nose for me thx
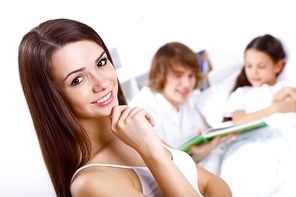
[92,74,108,92]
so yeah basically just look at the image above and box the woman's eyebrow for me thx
[63,51,106,81]
[63,68,86,82]
[95,51,106,63]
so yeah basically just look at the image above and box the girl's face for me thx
[162,63,196,109]
[244,48,283,87]
[51,40,118,120]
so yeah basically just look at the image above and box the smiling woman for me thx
[51,41,119,116]
[18,18,232,197]
[2,1,296,196]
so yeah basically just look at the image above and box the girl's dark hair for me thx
[231,34,286,92]
[18,18,127,197]
[148,42,203,92]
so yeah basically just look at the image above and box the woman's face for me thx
[244,48,282,87]
[51,40,118,120]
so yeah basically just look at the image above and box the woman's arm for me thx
[197,165,232,197]
[141,143,232,197]
[111,106,202,196]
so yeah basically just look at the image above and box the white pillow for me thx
[277,56,294,82]
[207,60,243,86]
[196,61,242,127]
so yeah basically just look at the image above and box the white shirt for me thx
[224,80,296,117]
[129,86,208,148]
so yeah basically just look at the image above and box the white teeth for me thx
[96,92,111,103]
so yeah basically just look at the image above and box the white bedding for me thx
[199,115,296,197]
[225,125,295,196]
[197,62,296,197]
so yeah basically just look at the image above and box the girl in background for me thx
[224,34,296,124]
[219,34,296,196]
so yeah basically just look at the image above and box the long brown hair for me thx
[18,18,127,197]
[148,42,203,92]
[231,34,286,92]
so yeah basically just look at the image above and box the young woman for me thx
[224,34,296,124]
[18,18,232,197]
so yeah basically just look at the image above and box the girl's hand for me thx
[272,99,296,113]
[110,105,163,153]
[273,87,296,102]
[273,87,296,113]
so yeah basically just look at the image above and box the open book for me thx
[178,119,268,153]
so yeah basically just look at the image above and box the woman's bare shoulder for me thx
[70,165,144,197]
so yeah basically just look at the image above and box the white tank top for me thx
[71,145,203,197]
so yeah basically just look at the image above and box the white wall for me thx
[1,0,295,196]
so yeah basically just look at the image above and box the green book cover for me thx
[178,119,268,153]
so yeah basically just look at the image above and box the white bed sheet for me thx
[222,127,294,196]
[199,113,296,197]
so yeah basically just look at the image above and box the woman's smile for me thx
[92,91,114,106]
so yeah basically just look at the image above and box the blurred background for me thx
[1,0,295,196]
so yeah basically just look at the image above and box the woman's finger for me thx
[128,107,156,127]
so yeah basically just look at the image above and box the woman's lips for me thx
[95,92,112,104]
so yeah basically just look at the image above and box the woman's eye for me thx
[71,77,83,86]
[97,58,107,68]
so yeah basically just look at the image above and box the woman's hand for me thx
[110,105,163,154]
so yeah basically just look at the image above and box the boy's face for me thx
[162,63,196,109]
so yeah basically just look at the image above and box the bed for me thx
[195,61,296,197]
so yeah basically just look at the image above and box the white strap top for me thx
[71,146,203,197]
